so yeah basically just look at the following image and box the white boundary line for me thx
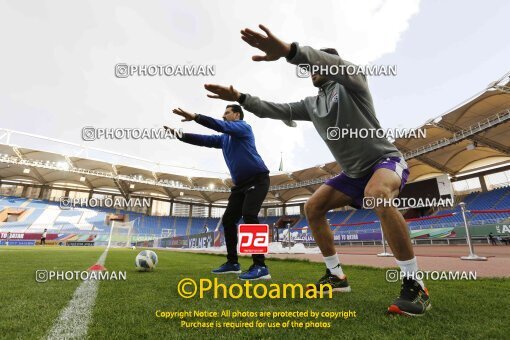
[46,249,109,340]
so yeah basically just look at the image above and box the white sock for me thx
[396,257,425,289]
[323,254,345,278]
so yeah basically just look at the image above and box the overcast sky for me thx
[1,0,509,178]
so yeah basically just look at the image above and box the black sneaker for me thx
[308,269,351,293]
[387,278,431,317]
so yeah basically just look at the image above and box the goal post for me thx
[107,220,135,248]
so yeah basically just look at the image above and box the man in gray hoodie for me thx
[204,25,430,317]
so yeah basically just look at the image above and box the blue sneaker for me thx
[211,262,241,274]
[238,265,271,280]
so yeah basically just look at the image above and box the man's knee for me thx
[364,183,394,200]
[242,213,259,224]
[304,199,327,221]
[365,184,396,213]
[222,213,239,228]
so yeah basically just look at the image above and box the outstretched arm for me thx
[240,93,309,123]
[204,84,310,123]
[172,107,250,137]
[240,24,368,92]
[163,126,222,149]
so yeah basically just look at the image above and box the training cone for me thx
[88,264,107,271]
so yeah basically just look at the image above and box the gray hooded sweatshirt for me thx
[239,42,402,178]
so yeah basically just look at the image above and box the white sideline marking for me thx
[47,249,109,340]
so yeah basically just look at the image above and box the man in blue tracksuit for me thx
[166,105,271,280]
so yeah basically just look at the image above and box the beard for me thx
[312,75,328,87]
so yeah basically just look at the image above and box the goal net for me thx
[107,220,134,248]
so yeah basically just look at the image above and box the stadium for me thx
[1,71,510,338]
[2,1,510,339]
[2,73,510,246]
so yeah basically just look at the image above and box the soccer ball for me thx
[132,246,136,250]
[135,250,158,271]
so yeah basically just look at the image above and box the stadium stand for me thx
[1,189,510,240]
[1,72,510,245]
[0,196,28,208]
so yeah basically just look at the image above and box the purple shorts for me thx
[325,156,410,209]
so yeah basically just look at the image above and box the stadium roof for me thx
[1,72,509,204]
[395,71,510,182]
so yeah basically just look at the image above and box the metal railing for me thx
[403,109,510,159]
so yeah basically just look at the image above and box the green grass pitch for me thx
[0,246,508,339]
